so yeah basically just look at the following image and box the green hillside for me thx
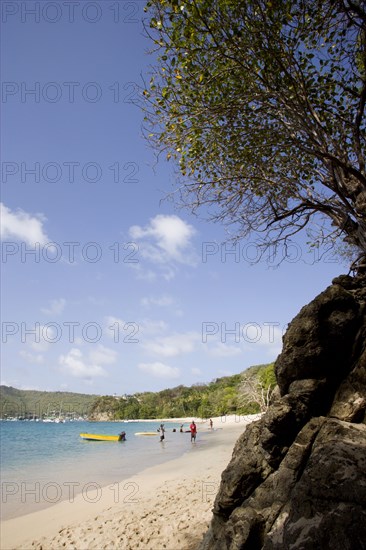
[0,386,98,419]
[0,364,276,420]
[90,363,276,420]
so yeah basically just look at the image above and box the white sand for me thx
[1,415,260,550]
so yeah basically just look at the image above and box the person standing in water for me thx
[159,423,165,442]
[190,420,197,442]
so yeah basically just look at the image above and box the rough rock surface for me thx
[199,274,366,550]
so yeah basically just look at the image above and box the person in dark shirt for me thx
[159,423,165,442]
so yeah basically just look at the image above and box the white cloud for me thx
[207,343,242,357]
[41,298,66,316]
[105,316,122,340]
[130,214,196,260]
[138,361,180,379]
[140,318,169,335]
[89,345,117,365]
[142,332,199,358]
[59,345,117,380]
[129,215,197,277]
[0,203,48,245]
[105,316,125,330]
[106,315,169,339]
[105,316,137,341]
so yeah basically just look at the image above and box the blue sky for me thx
[1,1,345,395]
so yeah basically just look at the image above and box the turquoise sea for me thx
[0,420,203,520]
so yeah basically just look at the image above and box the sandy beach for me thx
[1,415,260,550]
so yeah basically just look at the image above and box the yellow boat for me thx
[80,433,123,442]
[134,432,158,436]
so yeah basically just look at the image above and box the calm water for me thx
[0,420,200,520]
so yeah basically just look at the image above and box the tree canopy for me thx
[143,0,366,266]
[90,366,274,419]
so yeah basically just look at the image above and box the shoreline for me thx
[91,413,259,423]
[1,418,204,522]
[1,414,260,550]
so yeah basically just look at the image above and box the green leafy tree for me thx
[143,0,366,266]
[258,363,277,390]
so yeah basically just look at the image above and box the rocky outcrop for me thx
[199,274,366,549]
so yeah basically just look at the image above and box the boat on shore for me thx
[80,433,125,442]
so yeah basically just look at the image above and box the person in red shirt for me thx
[190,420,197,442]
